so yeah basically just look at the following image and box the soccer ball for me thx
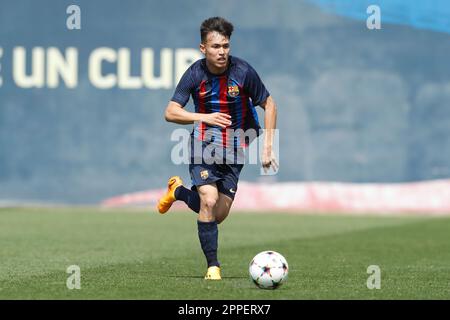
[249,251,289,289]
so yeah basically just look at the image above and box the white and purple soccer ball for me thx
[249,251,289,289]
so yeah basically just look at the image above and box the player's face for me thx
[200,31,230,74]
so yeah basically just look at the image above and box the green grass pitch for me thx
[0,207,449,299]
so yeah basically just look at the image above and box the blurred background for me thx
[1,0,449,210]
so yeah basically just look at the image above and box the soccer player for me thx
[157,17,278,280]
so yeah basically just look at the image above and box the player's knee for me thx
[201,196,218,211]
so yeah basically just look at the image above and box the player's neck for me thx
[205,59,229,75]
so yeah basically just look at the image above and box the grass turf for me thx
[0,207,449,299]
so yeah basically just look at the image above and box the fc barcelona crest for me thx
[200,170,209,180]
[228,85,240,97]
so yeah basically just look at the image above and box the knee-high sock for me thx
[174,186,200,213]
[197,220,220,267]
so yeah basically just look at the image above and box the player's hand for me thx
[201,112,232,128]
[261,147,279,174]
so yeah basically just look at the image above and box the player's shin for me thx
[197,220,220,267]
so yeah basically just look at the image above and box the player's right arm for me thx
[165,101,231,128]
[166,64,231,128]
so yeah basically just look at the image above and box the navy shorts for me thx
[189,137,245,199]
[189,163,244,200]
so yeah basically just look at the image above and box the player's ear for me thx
[199,43,206,55]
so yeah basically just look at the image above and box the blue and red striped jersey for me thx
[171,56,270,148]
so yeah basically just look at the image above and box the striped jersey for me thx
[171,56,270,149]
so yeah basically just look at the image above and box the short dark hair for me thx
[200,17,234,43]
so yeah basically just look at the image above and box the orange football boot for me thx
[156,176,183,214]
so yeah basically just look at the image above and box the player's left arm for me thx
[259,96,279,173]
[244,63,279,173]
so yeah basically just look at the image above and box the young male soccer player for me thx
[157,17,278,280]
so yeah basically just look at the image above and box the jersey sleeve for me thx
[243,65,270,106]
[171,68,195,107]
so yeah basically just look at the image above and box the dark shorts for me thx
[189,162,244,200]
[189,137,244,200]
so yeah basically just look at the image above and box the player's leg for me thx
[198,164,240,277]
[156,174,202,214]
[213,163,243,224]
[197,183,219,221]
[197,183,222,280]
[214,193,233,224]
[174,185,200,213]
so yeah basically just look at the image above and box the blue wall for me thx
[308,0,450,34]
[1,0,450,204]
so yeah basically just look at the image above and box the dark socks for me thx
[197,220,220,268]
[174,185,200,213]
[176,186,218,267]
